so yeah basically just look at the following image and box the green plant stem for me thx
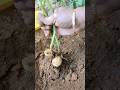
[61,0,66,6]
[50,25,60,49]
[37,0,60,50]
[47,0,53,11]
[54,34,60,48]
[38,0,47,16]
[50,25,56,49]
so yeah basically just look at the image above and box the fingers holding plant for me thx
[38,6,85,36]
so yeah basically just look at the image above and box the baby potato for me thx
[52,56,62,67]
[44,49,53,57]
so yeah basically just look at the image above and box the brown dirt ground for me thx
[0,8,34,90]
[35,29,85,90]
[86,10,120,89]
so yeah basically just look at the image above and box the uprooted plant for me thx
[36,0,85,67]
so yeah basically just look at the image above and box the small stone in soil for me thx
[65,73,71,81]
[52,68,60,79]
[65,70,72,81]
[71,72,78,81]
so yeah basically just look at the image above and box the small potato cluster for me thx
[44,49,62,67]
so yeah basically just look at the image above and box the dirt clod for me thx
[71,72,78,81]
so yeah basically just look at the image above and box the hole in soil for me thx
[59,53,73,79]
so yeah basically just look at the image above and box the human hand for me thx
[38,6,85,36]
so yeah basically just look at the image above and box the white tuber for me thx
[52,56,62,67]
